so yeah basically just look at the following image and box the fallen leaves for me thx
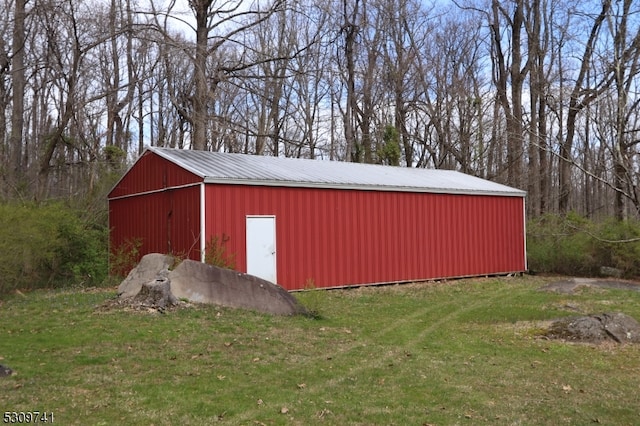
[255,399,290,416]
[317,408,333,418]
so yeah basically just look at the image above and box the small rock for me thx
[0,364,13,377]
[600,266,624,278]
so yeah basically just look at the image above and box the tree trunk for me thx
[343,0,360,162]
[192,0,214,151]
[508,0,526,189]
[10,0,26,182]
[0,36,9,196]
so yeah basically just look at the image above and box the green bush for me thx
[109,237,142,279]
[527,213,640,277]
[595,218,640,276]
[0,202,108,295]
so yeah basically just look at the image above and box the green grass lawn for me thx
[1,276,640,425]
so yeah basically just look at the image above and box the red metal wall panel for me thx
[109,185,201,271]
[108,150,201,198]
[204,184,525,291]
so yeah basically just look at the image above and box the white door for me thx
[246,216,277,283]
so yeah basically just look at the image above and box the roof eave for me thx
[202,176,527,197]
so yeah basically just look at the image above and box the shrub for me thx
[527,213,640,278]
[204,235,236,270]
[594,218,640,276]
[108,237,143,279]
[0,202,108,295]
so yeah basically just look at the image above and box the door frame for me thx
[245,215,277,283]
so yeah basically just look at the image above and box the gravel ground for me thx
[538,277,640,294]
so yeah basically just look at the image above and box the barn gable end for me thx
[108,149,203,199]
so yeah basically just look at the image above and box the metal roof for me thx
[148,146,526,197]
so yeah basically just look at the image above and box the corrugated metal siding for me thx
[204,184,525,290]
[109,185,201,270]
[109,150,202,199]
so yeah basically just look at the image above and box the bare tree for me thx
[287,4,332,159]
[182,0,285,150]
[380,0,427,167]
[340,0,361,161]
[9,0,26,187]
[0,1,12,198]
[34,0,115,199]
[525,0,565,215]
[488,0,530,189]
[102,0,137,151]
[414,8,489,173]
[356,0,384,164]
[558,0,613,213]
[607,0,640,219]
[246,5,293,156]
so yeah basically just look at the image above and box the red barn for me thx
[108,147,527,290]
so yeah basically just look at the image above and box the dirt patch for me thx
[97,290,192,314]
[538,277,640,294]
[537,277,640,344]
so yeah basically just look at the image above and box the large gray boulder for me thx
[170,259,307,315]
[118,254,307,316]
[118,253,174,299]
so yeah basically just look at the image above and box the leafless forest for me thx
[2,0,640,219]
